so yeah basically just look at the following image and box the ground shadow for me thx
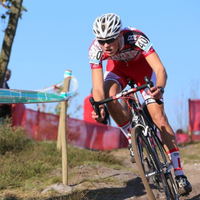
[46,177,146,200]
[45,178,200,200]
[184,194,200,200]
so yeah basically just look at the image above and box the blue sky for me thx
[0,0,200,131]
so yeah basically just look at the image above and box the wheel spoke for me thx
[131,126,178,200]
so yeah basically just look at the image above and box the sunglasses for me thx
[98,37,117,45]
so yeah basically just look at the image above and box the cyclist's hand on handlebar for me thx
[147,86,163,99]
[91,107,105,123]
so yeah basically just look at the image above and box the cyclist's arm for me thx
[92,68,104,100]
[145,52,167,98]
[145,52,167,87]
[91,68,106,121]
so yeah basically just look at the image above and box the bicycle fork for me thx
[145,131,173,180]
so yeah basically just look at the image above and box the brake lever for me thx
[144,76,163,105]
[89,97,101,117]
[144,76,154,89]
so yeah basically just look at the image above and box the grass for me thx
[179,142,200,164]
[0,122,123,199]
[1,122,200,199]
[0,122,31,155]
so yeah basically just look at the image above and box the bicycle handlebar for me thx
[89,76,161,118]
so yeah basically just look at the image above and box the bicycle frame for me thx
[126,83,178,199]
[90,76,153,117]
[89,76,179,199]
[128,88,174,176]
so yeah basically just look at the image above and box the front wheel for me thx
[131,126,171,200]
[152,132,179,199]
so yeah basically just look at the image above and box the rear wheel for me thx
[131,126,172,200]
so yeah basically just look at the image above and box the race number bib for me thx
[135,35,153,52]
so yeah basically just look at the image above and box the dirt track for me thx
[63,145,200,200]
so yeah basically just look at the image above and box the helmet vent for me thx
[102,24,105,32]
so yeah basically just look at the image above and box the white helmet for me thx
[93,13,122,40]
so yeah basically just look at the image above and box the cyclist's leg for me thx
[103,76,129,125]
[104,66,135,162]
[148,103,175,150]
[104,60,131,131]
[140,72,180,159]
[141,73,192,195]
[104,58,152,126]
[104,72,132,139]
[147,101,192,195]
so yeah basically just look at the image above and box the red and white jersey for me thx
[89,27,155,69]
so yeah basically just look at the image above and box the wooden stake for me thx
[57,70,71,185]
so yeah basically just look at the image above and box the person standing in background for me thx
[0,69,12,120]
[3,69,11,89]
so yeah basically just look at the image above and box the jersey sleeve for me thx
[133,29,155,57]
[89,39,104,69]
[142,46,155,57]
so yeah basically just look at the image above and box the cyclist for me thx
[88,13,192,195]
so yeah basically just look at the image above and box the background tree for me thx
[0,0,26,87]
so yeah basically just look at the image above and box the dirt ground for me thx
[43,144,200,200]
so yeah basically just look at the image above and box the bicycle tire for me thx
[131,126,171,200]
[151,133,179,200]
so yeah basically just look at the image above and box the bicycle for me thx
[89,76,179,200]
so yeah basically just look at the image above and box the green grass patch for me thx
[0,122,31,155]
[179,142,200,163]
[68,147,122,168]
[0,123,123,199]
